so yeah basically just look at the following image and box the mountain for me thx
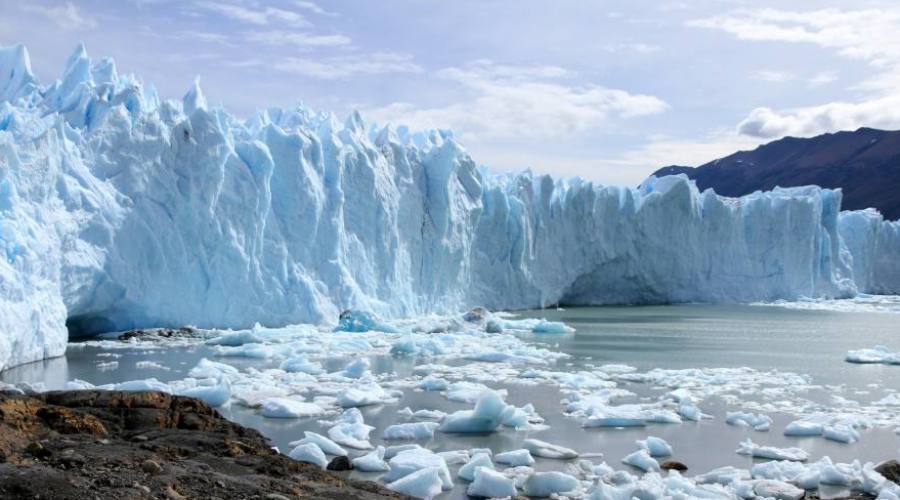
[0,43,898,371]
[653,128,900,220]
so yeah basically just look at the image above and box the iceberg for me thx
[467,467,518,498]
[287,442,328,469]
[1,43,899,371]
[352,446,390,472]
[522,471,581,497]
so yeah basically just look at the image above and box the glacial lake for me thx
[3,303,900,499]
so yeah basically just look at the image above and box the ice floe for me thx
[260,398,324,418]
[737,438,809,461]
[846,345,900,365]
[523,438,579,459]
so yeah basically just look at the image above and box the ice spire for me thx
[183,77,207,115]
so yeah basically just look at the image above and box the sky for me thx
[2,0,900,186]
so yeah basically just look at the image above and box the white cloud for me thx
[366,60,668,141]
[808,71,837,87]
[753,70,794,83]
[234,52,422,79]
[690,7,900,138]
[247,30,351,47]
[194,1,309,28]
[603,43,660,54]
[21,1,97,30]
[607,130,764,172]
[292,1,335,16]
[737,96,900,139]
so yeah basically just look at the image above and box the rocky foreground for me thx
[0,390,407,500]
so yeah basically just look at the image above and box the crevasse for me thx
[0,44,897,371]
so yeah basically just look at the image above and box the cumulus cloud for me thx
[690,7,900,138]
[366,60,668,141]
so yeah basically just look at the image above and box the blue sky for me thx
[2,1,899,185]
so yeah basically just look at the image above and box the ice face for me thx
[1,43,899,370]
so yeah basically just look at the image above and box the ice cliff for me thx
[1,44,898,370]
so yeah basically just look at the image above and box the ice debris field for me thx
[3,308,892,500]
[2,43,900,372]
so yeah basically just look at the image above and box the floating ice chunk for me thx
[188,358,239,378]
[695,466,750,485]
[445,381,499,404]
[784,419,824,437]
[823,424,860,443]
[383,448,452,490]
[386,467,443,499]
[754,479,805,500]
[384,444,423,459]
[135,360,169,370]
[845,345,900,365]
[328,408,373,449]
[418,377,449,391]
[280,356,323,375]
[678,401,707,421]
[726,411,772,431]
[97,361,118,371]
[439,390,508,434]
[874,393,900,406]
[352,446,390,472]
[294,431,347,456]
[336,310,397,333]
[583,407,647,428]
[336,382,391,407]
[531,320,575,334]
[523,438,578,459]
[399,408,446,420]
[260,398,324,418]
[213,343,276,358]
[523,471,581,497]
[341,358,371,379]
[644,410,682,424]
[114,378,173,392]
[206,331,261,346]
[495,449,534,466]
[737,439,808,461]
[622,449,660,472]
[64,379,95,390]
[636,437,672,457]
[177,382,230,407]
[458,452,493,481]
[288,443,328,469]
[437,450,470,465]
[384,422,439,440]
[467,467,517,498]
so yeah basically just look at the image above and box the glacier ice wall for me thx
[0,44,897,370]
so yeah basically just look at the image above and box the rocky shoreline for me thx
[0,390,407,500]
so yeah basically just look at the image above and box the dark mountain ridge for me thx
[652,127,900,220]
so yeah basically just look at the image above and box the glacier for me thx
[1,43,899,371]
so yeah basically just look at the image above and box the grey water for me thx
[4,304,900,498]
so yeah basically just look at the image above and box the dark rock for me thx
[876,459,900,484]
[25,442,51,459]
[660,460,688,472]
[327,455,353,471]
[141,459,162,474]
[0,391,406,499]
[117,327,208,342]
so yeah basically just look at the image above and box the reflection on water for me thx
[3,303,899,499]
